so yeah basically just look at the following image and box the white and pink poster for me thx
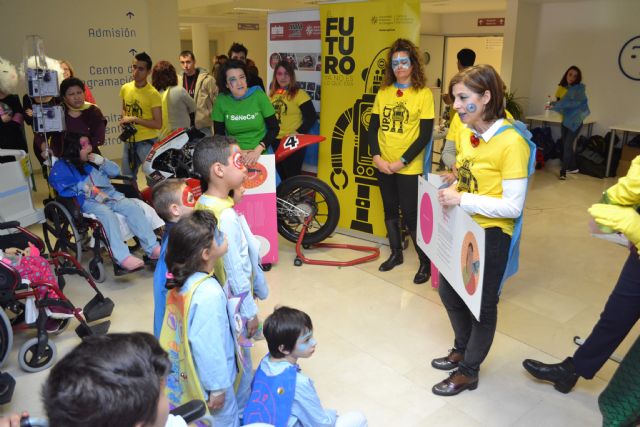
[267,10,321,112]
[416,175,486,320]
[235,154,278,265]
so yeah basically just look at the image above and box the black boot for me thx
[522,357,579,393]
[379,219,403,272]
[410,231,431,284]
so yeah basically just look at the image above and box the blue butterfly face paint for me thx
[295,330,317,353]
[466,103,477,113]
[391,56,411,71]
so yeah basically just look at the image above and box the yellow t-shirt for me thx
[372,85,434,175]
[555,85,568,100]
[119,81,162,142]
[270,90,312,138]
[446,110,513,142]
[455,123,529,235]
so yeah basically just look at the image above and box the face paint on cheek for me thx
[296,331,316,352]
[181,187,196,208]
[80,138,91,149]
[232,151,244,169]
[466,103,477,113]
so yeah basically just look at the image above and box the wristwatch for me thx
[400,156,409,166]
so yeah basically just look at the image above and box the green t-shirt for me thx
[211,90,276,150]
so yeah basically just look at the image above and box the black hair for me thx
[192,135,236,188]
[61,132,89,175]
[263,306,313,358]
[179,50,195,61]
[215,59,248,95]
[457,48,476,68]
[135,51,153,71]
[42,332,171,427]
[152,178,187,221]
[165,210,218,288]
[559,65,583,87]
[60,77,85,97]
[228,42,248,58]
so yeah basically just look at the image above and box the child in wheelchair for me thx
[49,132,161,272]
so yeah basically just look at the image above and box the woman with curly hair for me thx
[367,38,434,284]
[152,60,195,138]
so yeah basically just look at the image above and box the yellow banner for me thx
[318,0,420,238]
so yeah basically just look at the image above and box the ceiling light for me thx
[232,7,272,12]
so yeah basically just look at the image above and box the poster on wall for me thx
[267,10,321,112]
[416,175,486,320]
[234,154,278,265]
[3,0,162,168]
[317,0,420,239]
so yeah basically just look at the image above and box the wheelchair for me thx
[0,221,113,374]
[41,175,163,283]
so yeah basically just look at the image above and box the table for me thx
[606,124,640,177]
[526,113,596,137]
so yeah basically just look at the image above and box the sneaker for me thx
[567,169,579,174]
[559,171,566,180]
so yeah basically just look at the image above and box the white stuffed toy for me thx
[0,56,19,95]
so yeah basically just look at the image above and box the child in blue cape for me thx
[244,306,368,427]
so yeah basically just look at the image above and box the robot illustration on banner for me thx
[329,47,389,235]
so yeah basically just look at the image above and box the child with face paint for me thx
[244,306,368,427]
[367,38,434,285]
[431,64,533,397]
[49,132,161,272]
[192,135,269,417]
[160,210,236,424]
[151,178,197,337]
[268,60,317,180]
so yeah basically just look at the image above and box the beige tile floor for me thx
[1,161,635,426]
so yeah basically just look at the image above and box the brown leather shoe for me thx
[431,349,464,371]
[432,370,478,396]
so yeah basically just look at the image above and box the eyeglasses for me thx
[391,57,411,70]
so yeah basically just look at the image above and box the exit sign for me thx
[478,18,505,26]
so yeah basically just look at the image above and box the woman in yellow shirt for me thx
[367,38,434,284]
[432,65,530,396]
[268,60,317,180]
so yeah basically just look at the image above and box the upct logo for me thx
[227,113,258,121]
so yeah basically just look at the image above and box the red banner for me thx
[270,20,321,41]
[477,17,505,26]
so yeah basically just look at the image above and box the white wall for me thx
[3,0,180,165]
[522,0,640,134]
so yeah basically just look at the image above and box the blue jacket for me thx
[49,158,124,207]
[552,83,590,132]
[153,221,175,337]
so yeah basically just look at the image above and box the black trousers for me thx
[376,172,420,231]
[574,248,640,379]
[438,227,511,376]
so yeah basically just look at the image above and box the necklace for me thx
[394,81,411,97]
[470,133,481,148]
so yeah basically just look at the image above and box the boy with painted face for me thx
[151,178,198,337]
[193,135,269,416]
[244,306,368,427]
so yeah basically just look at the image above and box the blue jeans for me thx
[560,124,582,172]
[121,139,155,181]
[82,197,158,264]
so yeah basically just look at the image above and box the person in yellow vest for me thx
[367,38,434,284]
[268,60,317,180]
[432,65,531,396]
[160,210,239,426]
[523,155,640,396]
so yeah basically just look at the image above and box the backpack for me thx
[530,126,556,160]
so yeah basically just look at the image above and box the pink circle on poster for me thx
[420,193,434,245]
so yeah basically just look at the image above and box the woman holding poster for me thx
[367,38,434,285]
[431,64,530,396]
